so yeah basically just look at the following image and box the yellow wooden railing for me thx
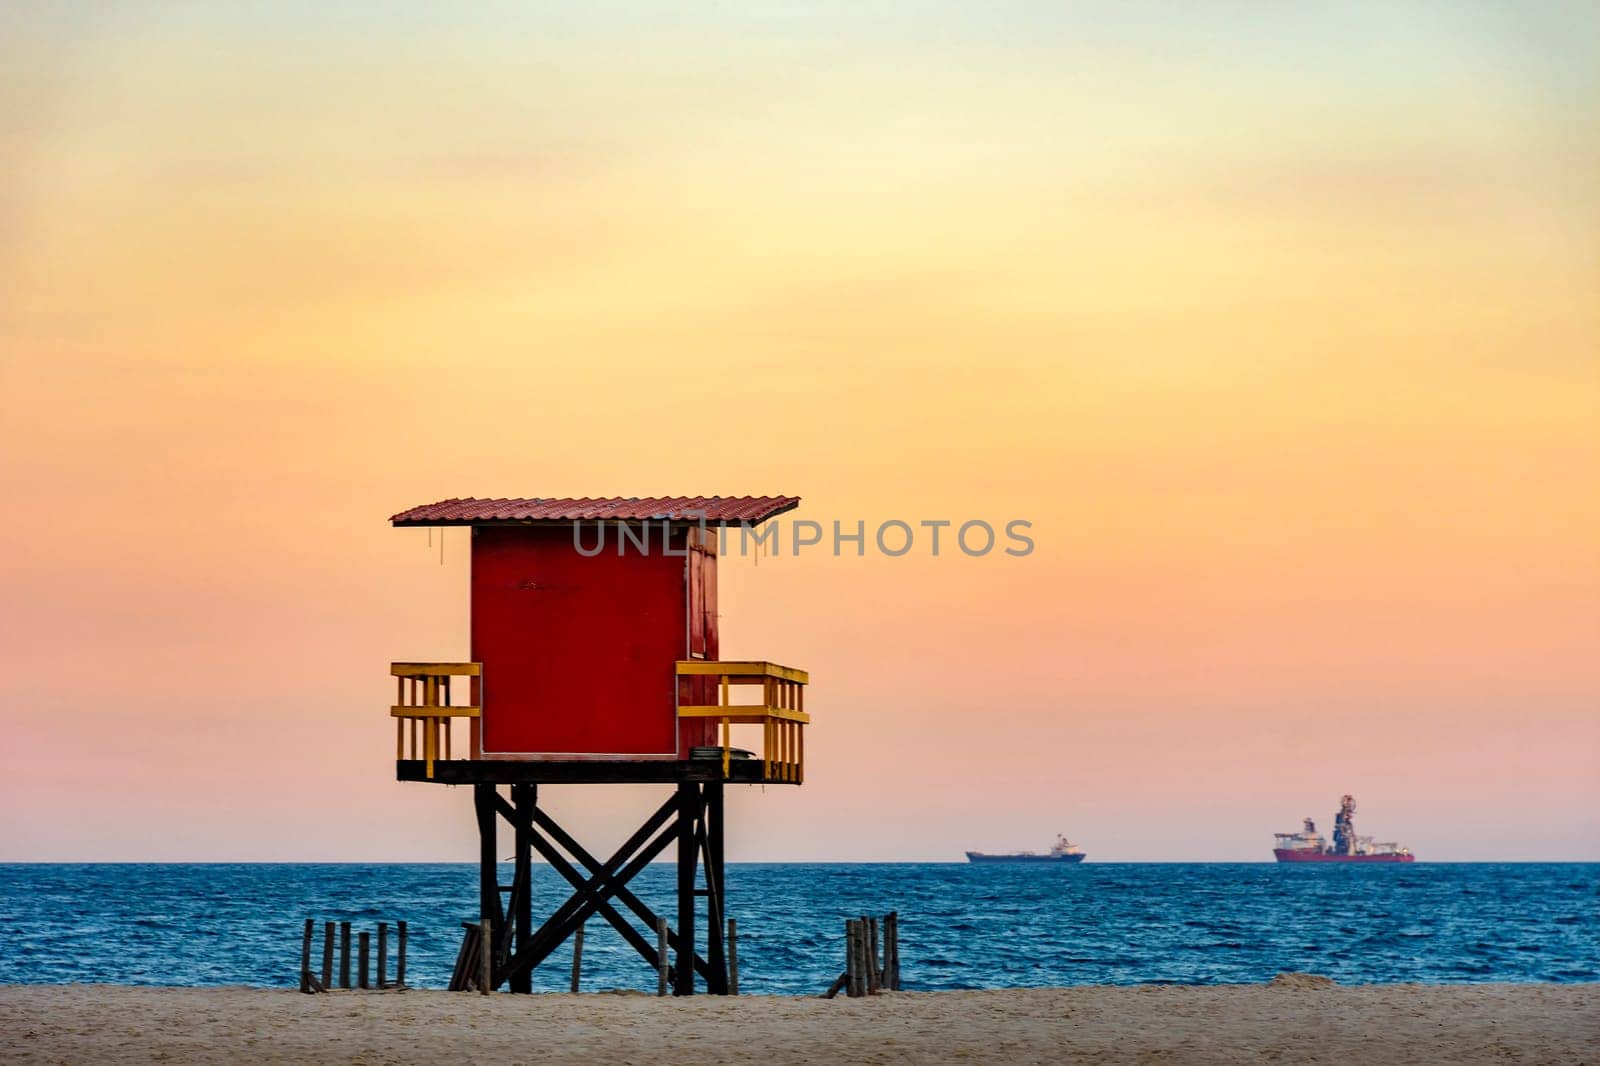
[392,662,481,778]
[676,661,810,783]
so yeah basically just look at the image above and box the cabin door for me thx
[471,525,682,758]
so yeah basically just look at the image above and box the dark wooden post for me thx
[727,919,739,996]
[856,918,868,997]
[656,917,670,997]
[339,922,352,989]
[510,783,535,994]
[863,919,875,995]
[396,921,408,988]
[358,931,370,989]
[845,919,860,997]
[377,923,389,989]
[300,919,314,993]
[569,923,585,993]
[704,781,727,994]
[866,916,881,994]
[673,782,697,996]
[885,912,899,991]
[880,912,891,991]
[858,919,870,997]
[882,913,891,991]
[474,783,500,992]
[321,921,335,991]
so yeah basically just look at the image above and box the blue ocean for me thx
[0,863,1594,993]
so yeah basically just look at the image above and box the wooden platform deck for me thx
[395,758,783,786]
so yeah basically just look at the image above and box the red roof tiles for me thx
[390,495,801,526]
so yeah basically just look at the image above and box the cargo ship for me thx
[1273,795,1414,863]
[966,835,1086,864]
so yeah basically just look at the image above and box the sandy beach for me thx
[2,980,1595,1065]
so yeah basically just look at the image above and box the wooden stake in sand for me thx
[321,922,334,991]
[884,911,900,991]
[866,916,881,994]
[864,915,876,992]
[727,919,739,996]
[339,922,352,989]
[847,919,863,998]
[358,931,371,989]
[656,918,670,997]
[479,919,493,995]
[377,923,389,989]
[396,921,408,989]
[300,919,314,994]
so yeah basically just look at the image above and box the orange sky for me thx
[1,4,1596,861]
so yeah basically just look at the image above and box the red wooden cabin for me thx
[387,495,809,784]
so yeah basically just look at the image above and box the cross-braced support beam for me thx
[472,780,728,995]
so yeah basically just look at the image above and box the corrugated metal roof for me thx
[390,495,801,526]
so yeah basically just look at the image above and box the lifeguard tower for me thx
[387,495,809,994]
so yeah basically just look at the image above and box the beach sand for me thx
[2,980,1595,1064]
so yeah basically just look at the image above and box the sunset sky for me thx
[1,3,1596,862]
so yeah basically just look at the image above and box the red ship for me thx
[1273,795,1414,863]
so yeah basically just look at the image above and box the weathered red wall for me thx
[470,524,716,759]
